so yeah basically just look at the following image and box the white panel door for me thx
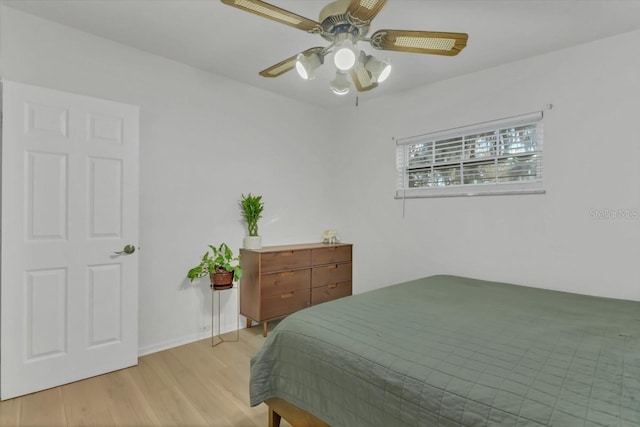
[1,80,139,400]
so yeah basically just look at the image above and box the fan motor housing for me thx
[319,0,369,40]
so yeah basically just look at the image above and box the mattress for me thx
[250,275,640,426]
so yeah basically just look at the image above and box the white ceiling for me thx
[5,0,640,108]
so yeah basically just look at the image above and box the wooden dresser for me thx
[240,243,352,336]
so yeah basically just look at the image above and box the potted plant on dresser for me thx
[187,243,242,290]
[240,193,264,249]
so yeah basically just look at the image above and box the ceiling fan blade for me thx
[259,47,324,78]
[370,30,468,56]
[350,60,378,92]
[221,0,323,33]
[346,0,388,24]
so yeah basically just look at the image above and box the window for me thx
[395,112,544,198]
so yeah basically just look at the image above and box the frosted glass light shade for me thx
[330,71,351,95]
[363,54,392,83]
[376,61,392,82]
[333,39,357,71]
[296,52,322,80]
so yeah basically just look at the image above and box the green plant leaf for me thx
[187,266,203,281]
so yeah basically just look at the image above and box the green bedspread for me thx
[250,275,640,426]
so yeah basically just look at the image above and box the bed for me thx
[250,275,640,427]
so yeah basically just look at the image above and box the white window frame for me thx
[395,111,545,198]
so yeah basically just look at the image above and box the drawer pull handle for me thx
[280,271,295,277]
[329,264,338,269]
[281,292,294,299]
[328,284,338,289]
[281,251,295,257]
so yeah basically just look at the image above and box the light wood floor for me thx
[0,325,292,427]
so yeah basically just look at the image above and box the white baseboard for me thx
[138,320,244,357]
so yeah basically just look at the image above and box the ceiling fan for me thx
[220,0,469,95]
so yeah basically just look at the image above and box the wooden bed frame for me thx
[266,398,330,427]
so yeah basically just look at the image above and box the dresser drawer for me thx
[261,289,310,320]
[311,262,352,287]
[261,269,310,297]
[312,281,352,305]
[261,250,311,273]
[312,245,352,265]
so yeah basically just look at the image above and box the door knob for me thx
[114,244,136,255]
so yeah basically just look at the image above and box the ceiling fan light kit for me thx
[221,0,468,96]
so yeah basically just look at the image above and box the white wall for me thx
[0,6,336,354]
[330,29,640,301]
[2,5,639,359]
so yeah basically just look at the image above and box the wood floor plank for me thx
[147,385,210,427]
[128,352,209,426]
[19,387,67,426]
[0,328,291,427]
[0,396,20,426]
[60,375,117,426]
[128,352,176,394]
[173,340,263,427]
[99,368,160,427]
[157,346,238,426]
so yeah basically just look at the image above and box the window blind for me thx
[395,111,544,198]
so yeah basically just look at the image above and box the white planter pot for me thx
[243,235,262,249]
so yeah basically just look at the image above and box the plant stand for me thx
[211,285,239,347]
